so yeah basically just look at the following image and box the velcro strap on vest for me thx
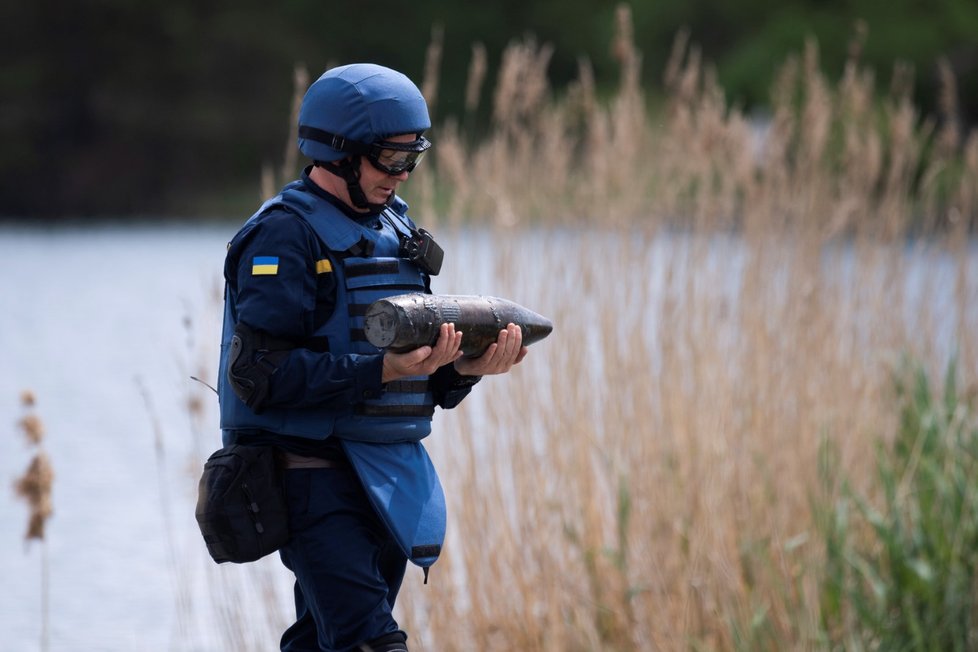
[350,327,369,343]
[410,544,441,560]
[346,260,399,277]
[355,404,435,417]
[384,380,429,394]
[253,331,330,353]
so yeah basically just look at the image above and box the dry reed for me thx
[14,392,53,545]
[182,293,292,651]
[262,63,310,201]
[13,390,54,652]
[199,6,977,650]
[422,23,445,120]
[416,9,977,239]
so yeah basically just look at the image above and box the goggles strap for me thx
[299,126,371,155]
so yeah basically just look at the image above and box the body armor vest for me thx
[217,181,446,569]
[218,181,434,442]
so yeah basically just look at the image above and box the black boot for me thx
[361,631,408,652]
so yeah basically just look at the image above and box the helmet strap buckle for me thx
[320,157,393,213]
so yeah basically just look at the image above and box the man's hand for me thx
[382,322,463,383]
[454,323,528,376]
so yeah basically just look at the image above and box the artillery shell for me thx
[364,293,553,357]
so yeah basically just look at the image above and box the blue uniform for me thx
[218,168,476,651]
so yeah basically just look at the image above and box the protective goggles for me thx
[364,137,432,175]
[297,125,431,176]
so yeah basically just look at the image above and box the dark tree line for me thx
[3,0,976,218]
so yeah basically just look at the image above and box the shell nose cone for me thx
[532,316,553,335]
[522,312,553,345]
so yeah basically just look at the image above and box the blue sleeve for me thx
[227,210,385,409]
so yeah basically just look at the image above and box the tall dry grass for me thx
[423,8,977,237]
[386,6,978,651]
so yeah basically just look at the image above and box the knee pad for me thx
[362,630,408,651]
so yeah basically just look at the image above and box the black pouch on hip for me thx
[195,445,289,564]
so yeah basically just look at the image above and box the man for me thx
[217,63,526,652]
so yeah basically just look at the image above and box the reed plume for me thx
[262,63,309,200]
[14,454,54,541]
[14,391,53,542]
[13,390,54,652]
[464,42,488,116]
[421,24,444,119]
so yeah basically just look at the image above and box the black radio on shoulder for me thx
[400,228,444,276]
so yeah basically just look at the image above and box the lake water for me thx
[0,221,975,651]
[0,220,522,652]
[0,221,240,651]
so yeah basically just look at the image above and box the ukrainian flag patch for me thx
[316,259,332,274]
[252,256,279,275]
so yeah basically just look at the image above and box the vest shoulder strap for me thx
[278,189,368,256]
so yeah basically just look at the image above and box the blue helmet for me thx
[297,64,431,162]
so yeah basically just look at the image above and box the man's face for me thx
[356,133,415,206]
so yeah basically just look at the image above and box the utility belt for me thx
[278,450,351,470]
[225,428,350,470]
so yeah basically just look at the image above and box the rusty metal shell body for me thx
[364,293,553,357]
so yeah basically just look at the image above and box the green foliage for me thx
[4,0,976,217]
[815,358,978,651]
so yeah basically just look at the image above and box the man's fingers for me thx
[388,324,464,380]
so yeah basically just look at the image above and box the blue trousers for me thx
[279,467,408,652]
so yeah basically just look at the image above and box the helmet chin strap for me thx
[320,157,393,213]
